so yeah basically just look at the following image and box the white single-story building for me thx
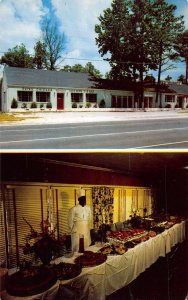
[1,66,188,112]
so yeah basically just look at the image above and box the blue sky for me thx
[0,0,187,80]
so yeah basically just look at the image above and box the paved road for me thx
[1,116,188,150]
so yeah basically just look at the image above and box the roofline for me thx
[7,84,133,93]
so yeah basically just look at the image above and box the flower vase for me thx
[34,236,53,265]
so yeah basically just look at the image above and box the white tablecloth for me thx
[2,221,186,300]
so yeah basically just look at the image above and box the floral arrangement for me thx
[23,217,65,265]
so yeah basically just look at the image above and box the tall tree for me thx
[148,0,184,105]
[33,41,47,69]
[41,19,65,70]
[62,62,102,78]
[95,0,185,107]
[0,44,33,68]
[85,62,102,78]
[173,30,188,84]
[95,0,159,106]
[95,0,131,80]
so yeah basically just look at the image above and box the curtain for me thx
[92,187,114,229]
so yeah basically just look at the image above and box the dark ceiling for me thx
[31,152,188,176]
[2,152,188,179]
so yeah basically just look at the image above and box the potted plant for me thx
[23,217,61,265]
[21,103,27,109]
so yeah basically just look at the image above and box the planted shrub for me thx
[46,102,52,109]
[99,99,106,108]
[21,103,27,109]
[11,98,18,108]
[86,102,91,108]
[30,102,37,109]
[40,103,44,109]
[165,104,171,108]
[72,102,77,108]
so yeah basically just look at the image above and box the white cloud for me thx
[0,0,45,53]
[0,0,186,80]
[51,0,111,74]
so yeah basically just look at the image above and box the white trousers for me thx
[71,220,91,252]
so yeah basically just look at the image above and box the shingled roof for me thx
[3,66,134,91]
[4,66,98,89]
[168,82,188,95]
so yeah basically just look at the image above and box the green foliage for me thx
[21,103,27,109]
[165,104,171,108]
[0,44,33,68]
[11,98,18,108]
[72,102,77,108]
[33,41,47,69]
[30,102,37,109]
[99,99,106,108]
[86,102,91,108]
[95,0,185,83]
[62,62,102,78]
[173,30,188,84]
[46,101,52,109]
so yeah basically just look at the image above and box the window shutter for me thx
[57,187,76,235]
[0,189,6,266]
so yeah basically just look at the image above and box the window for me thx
[86,94,97,103]
[165,95,175,102]
[36,92,50,102]
[17,91,32,102]
[71,93,83,102]
[128,96,132,108]
[111,95,116,108]
[111,95,133,108]
[117,96,122,108]
[122,96,127,108]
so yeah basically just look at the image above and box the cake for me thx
[74,251,107,267]
[6,266,57,297]
[52,262,81,280]
[115,244,127,254]
[99,244,115,255]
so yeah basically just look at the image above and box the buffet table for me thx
[2,220,186,300]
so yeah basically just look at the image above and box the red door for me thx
[57,93,64,110]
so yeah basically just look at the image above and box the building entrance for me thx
[57,93,64,110]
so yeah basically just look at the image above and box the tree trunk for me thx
[156,41,163,107]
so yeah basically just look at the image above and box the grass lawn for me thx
[0,112,40,122]
[0,113,26,122]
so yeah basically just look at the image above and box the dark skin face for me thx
[78,196,86,207]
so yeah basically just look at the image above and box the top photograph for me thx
[0,0,188,150]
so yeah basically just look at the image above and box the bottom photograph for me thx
[0,152,188,300]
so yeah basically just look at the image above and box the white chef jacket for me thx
[68,204,91,252]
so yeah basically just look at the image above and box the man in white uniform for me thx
[68,189,91,252]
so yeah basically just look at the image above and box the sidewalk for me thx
[1,110,187,126]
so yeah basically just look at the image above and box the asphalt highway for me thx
[1,117,188,150]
